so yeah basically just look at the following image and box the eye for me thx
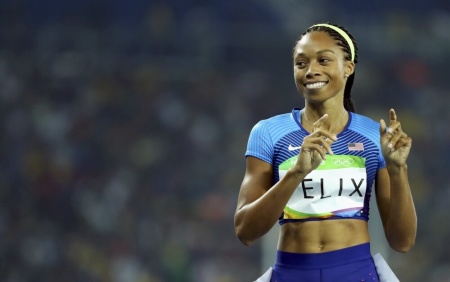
[319,58,331,64]
[295,60,307,68]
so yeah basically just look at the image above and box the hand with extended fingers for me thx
[295,114,338,175]
[380,109,412,168]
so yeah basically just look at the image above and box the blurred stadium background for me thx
[0,0,449,281]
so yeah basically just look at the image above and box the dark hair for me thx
[294,23,359,112]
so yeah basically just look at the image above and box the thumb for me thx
[379,119,387,135]
[379,119,390,146]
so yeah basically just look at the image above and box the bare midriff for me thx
[277,219,370,253]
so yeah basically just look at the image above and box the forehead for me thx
[294,31,342,56]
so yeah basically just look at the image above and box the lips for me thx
[305,81,327,89]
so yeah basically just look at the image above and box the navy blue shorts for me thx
[270,243,379,282]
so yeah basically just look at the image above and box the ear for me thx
[344,61,355,77]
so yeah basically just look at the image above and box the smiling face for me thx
[293,31,354,105]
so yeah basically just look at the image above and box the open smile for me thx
[304,81,328,89]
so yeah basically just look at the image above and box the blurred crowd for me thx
[0,0,450,281]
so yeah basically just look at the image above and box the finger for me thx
[308,135,336,153]
[310,129,338,141]
[313,114,328,132]
[309,144,327,160]
[389,132,408,151]
[380,119,387,136]
[312,150,324,162]
[380,119,392,149]
[390,108,397,121]
[387,122,401,135]
[315,138,334,156]
[324,138,335,155]
[394,137,411,151]
[302,143,327,160]
[387,109,402,135]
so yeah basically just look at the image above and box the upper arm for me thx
[375,167,390,233]
[235,156,273,213]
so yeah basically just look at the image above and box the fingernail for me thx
[388,143,393,149]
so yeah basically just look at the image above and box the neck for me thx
[302,107,348,133]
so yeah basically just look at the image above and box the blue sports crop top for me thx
[245,109,386,224]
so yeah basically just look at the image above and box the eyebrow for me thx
[294,49,336,58]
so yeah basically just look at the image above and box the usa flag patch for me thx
[348,142,364,151]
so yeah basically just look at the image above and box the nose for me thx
[305,62,320,79]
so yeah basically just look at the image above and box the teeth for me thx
[306,82,326,89]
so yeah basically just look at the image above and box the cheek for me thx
[331,68,347,87]
[336,63,348,79]
[293,71,304,86]
[332,76,347,92]
[293,72,305,94]
[293,68,304,80]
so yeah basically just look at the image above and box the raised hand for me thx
[380,109,412,167]
[294,114,337,174]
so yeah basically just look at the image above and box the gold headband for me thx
[311,23,355,62]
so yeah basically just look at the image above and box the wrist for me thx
[386,163,408,174]
[287,166,309,179]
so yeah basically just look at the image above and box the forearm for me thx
[235,169,307,245]
[386,165,417,252]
